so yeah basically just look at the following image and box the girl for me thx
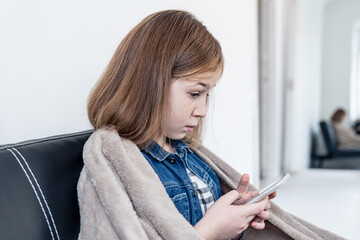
[78,9,343,240]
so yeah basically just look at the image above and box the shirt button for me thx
[193,190,198,196]
[179,153,184,158]
[169,157,176,164]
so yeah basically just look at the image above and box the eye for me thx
[189,92,201,97]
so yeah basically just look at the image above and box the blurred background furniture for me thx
[311,121,360,168]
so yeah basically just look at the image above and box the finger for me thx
[256,210,271,221]
[252,216,262,222]
[248,216,262,224]
[251,220,265,229]
[268,191,277,199]
[233,190,259,205]
[242,190,259,204]
[245,213,257,223]
[249,190,259,199]
[236,174,250,193]
[218,190,243,205]
[243,196,269,215]
[265,202,271,211]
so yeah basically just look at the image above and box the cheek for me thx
[169,95,192,115]
[168,110,186,125]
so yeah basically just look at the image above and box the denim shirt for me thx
[141,140,222,226]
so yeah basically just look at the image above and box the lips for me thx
[185,125,196,132]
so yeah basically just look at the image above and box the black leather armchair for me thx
[0,130,92,240]
[312,121,360,167]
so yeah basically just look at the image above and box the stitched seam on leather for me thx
[7,148,57,240]
[12,147,61,240]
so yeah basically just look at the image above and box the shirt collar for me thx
[143,140,193,162]
[173,140,193,154]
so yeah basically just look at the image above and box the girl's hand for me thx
[194,190,269,240]
[235,173,277,201]
[235,174,276,229]
[249,202,271,229]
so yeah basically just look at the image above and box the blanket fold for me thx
[77,128,345,240]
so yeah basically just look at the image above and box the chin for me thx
[168,134,186,141]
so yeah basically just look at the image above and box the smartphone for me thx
[245,173,290,205]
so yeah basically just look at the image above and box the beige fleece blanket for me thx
[77,128,345,240]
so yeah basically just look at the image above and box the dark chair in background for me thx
[0,130,92,240]
[311,121,360,167]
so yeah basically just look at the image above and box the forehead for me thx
[181,71,221,86]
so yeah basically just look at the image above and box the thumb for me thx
[217,190,243,205]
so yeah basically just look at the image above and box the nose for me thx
[192,99,207,117]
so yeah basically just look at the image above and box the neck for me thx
[155,137,175,153]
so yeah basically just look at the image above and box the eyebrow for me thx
[194,82,217,89]
[197,82,208,87]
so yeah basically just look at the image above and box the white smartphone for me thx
[245,173,290,205]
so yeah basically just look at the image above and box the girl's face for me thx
[163,72,220,141]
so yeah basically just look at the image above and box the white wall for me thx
[321,0,360,125]
[285,0,326,171]
[0,1,260,185]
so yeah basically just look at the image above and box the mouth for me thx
[185,125,196,132]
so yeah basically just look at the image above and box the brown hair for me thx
[331,108,346,123]
[87,10,224,149]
